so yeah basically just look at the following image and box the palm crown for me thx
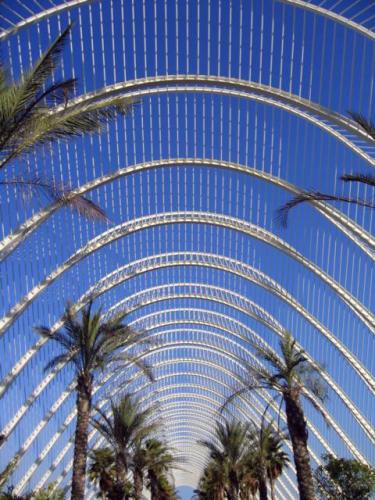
[92,394,159,473]
[35,301,151,378]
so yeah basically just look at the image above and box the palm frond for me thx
[348,111,375,140]
[0,25,72,155]
[18,24,73,109]
[276,191,375,228]
[0,95,136,170]
[341,172,375,187]
[0,176,108,221]
[110,353,154,381]
[302,391,330,425]
[43,352,74,373]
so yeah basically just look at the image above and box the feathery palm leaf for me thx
[277,112,375,227]
[36,301,152,377]
[0,24,135,221]
[92,394,160,472]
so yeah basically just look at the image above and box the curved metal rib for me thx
[1,0,373,42]
[1,158,373,262]
[1,212,373,352]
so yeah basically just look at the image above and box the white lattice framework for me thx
[0,0,374,497]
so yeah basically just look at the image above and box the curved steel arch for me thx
[277,0,375,41]
[2,211,373,374]
[1,0,373,42]
[55,251,374,391]
[4,279,372,455]
[2,157,373,262]
[62,75,375,152]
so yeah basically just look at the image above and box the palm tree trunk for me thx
[258,460,268,500]
[270,478,276,500]
[227,471,239,500]
[71,373,92,500]
[284,391,316,500]
[149,470,159,500]
[133,468,144,500]
[258,476,268,500]
[110,455,127,500]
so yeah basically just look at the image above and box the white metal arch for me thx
[1,211,373,373]
[1,0,373,43]
[2,158,371,263]
[62,75,375,152]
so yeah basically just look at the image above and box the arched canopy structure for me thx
[0,0,374,496]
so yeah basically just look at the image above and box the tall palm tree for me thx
[35,302,152,500]
[231,332,326,500]
[88,447,116,499]
[143,438,180,500]
[0,24,134,220]
[92,394,159,500]
[199,420,249,500]
[277,113,375,226]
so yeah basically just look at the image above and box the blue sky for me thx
[0,0,374,494]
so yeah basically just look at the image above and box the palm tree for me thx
[231,332,326,500]
[199,420,249,500]
[88,447,116,499]
[131,441,147,500]
[35,302,152,500]
[91,394,159,500]
[194,461,226,500]
[246,422,289,500]
[0,24,134,220]
[151,474,179,500]
[277,113,375,226]
[239,463,258,500]
[265,430,289,500]
[143,438,180,500]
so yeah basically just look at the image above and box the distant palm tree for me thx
[199,420,249,500]
[151,473,179,500]
[143,438,180,500]
[239,461,258,500]
[246,421,289,500]
[277,113,375,226]
[230,332,326,500]
[88,447,116,499]
[92,394,159,499]
[35,302,151,500]
[194,461,226,500]
[265,430,289,500]
[131,441,148,500]
[0,24,134,220]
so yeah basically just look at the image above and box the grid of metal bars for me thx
[0,0,374,496]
